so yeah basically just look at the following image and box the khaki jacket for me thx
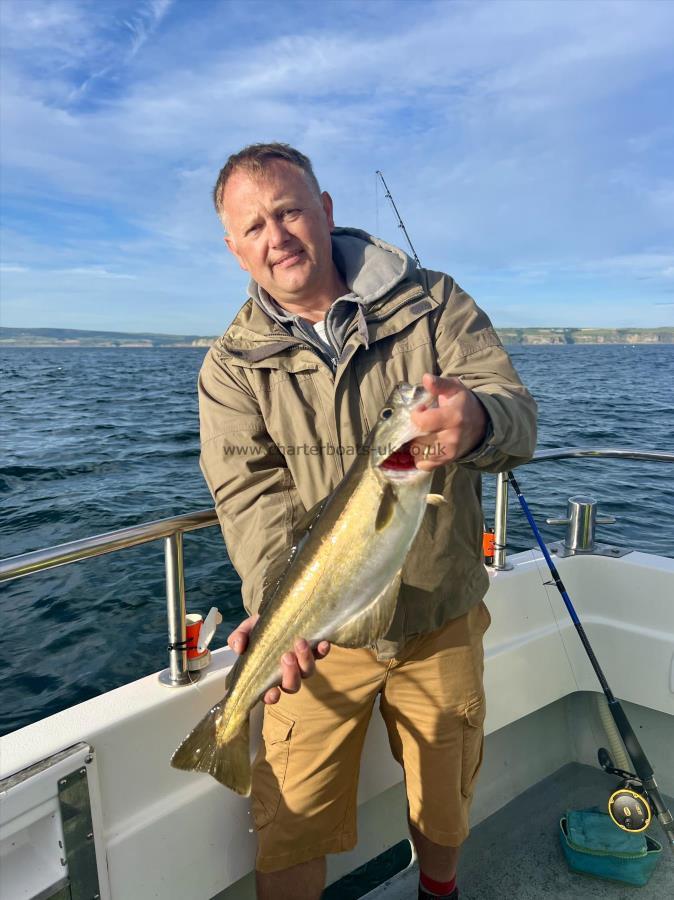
[199,255,537,655]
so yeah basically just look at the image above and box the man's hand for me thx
[227,614,331,704]
[411,373,488,470]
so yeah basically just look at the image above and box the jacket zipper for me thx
[238,283,427,369]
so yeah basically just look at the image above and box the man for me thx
[199,143,537,900]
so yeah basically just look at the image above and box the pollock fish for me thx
[171,382,443,795]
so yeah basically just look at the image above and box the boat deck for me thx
[366,763,673,899]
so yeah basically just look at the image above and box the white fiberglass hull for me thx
[1,550,672,900]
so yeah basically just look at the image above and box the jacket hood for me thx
[248,228,417,359]
[331,227,416,303]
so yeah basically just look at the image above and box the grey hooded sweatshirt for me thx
[249,227,417,367]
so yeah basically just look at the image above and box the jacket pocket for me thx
[461,694,486,799]
[251,707,295,829]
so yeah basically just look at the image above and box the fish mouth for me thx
[379,441,417,472]
[374,383,436,476]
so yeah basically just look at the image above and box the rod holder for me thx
[493,471,512,570]
[159,531,192,687]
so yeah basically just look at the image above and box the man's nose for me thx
[267,218,290,247]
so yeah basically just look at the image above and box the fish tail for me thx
[171,705,252,796]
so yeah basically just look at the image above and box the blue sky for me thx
[1,0,673,333]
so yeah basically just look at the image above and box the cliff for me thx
[1,326,672,348]
[495,327,673,345]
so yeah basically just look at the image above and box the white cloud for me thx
[0,0,174,106]
[123,0,173,57]
[57,266,137,280]
[1,0,673,329]
[581,253,674,278]
[0,0,90,53]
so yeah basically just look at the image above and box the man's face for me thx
[221,159,336,309]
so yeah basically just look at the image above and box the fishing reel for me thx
[598,748,652,833]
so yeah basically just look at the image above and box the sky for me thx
[1,0,673,333]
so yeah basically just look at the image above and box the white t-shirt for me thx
[312,318,330,351]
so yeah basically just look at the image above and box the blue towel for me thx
[566,808,646,856]
[559,807,662,886]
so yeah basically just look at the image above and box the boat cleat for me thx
[546,495,630,558]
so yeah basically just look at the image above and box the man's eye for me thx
[246,224,261,236]
[283,208,300,218]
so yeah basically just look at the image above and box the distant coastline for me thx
[1,325,672,348]
[495,327,673,345]
[0,327,215,348]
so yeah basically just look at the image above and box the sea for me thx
[1,344,672,736]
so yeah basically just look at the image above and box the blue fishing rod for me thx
[507,470,674,851]
[377,172,674,850]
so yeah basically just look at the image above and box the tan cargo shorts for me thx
[251,600,491,873]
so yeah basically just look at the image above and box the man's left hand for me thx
[411,373,488,469]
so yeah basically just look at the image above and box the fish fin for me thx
[171,704,252,796]
[327,571,402,648]
[259,496,331,612]
[224,652,244,691]
[375,483,398,532]
[426,493,447,506]
[259,558,288,616]
[293,496,330,538]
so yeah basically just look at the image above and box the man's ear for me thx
[321,191,335,230]
[224,234,249,272]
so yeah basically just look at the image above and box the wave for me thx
[1,344,672,736]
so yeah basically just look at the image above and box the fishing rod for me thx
[508,471,674,850]
[377,171,674,851]
[376,171,422,269]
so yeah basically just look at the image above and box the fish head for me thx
[368,382,436,483]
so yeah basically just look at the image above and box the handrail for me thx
[0,508,218,583]
[0,508,220,687]
[1,447,672,684]
[525,448,673,464]
[3,449,670,584]
[491,447,674,569]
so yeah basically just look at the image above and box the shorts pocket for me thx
[251,707,295,829]
[461,694,486,799]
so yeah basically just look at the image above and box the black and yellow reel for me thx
[608,786,652,833]
[599,748,653,834]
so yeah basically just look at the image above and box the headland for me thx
[1,326,672,348]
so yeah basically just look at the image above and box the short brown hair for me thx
[213,143,321,222]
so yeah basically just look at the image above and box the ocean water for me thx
[1,344,672,736]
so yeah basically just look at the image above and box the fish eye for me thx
[380,407,393,419]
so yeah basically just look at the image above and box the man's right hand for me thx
[227,614,331,704]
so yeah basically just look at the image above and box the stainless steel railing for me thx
[491,448,674,570]
[0,509,219,686]
[1,448,672,686]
